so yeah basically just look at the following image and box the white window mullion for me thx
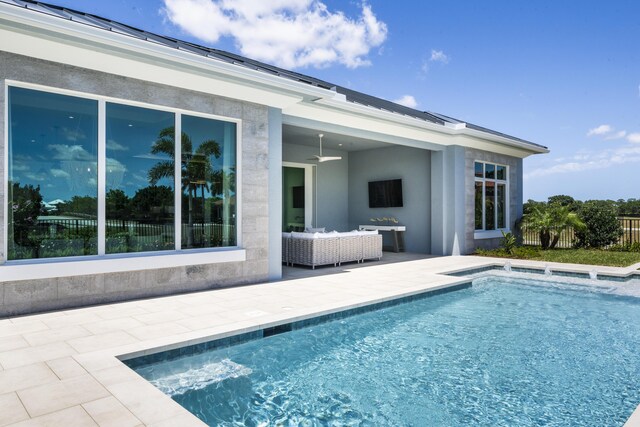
[506,173,510,229]
[97,100,106,256]
[3,83,10,262]
[493,182,499,230]
[482,180,486,231]
[174,113,182,250]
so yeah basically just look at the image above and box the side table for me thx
[358,225,406,252]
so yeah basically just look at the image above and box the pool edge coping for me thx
[116,278,472,363]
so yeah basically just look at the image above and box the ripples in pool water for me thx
[133,276,640,426]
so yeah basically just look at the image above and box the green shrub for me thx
[575,200,622,248]
[500,230,517,255]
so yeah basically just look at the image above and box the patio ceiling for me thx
[283,124,390,152]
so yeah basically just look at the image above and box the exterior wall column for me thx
[515,157,524,222]
[431,145,467,255]
[267,107,283,280]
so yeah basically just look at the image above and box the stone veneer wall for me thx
[0,52,270,316]
[464,147,522,254]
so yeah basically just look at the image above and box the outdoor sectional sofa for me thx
[282,230,383,269]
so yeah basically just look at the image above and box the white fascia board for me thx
[461,127,549,154]
[0,3,338,107]
[312,98,548,156]
[285,101,546,158]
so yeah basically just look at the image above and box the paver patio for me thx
[0,255,638,426]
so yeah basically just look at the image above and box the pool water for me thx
[131,276,640,426]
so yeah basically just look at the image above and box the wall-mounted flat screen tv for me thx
[368,179,403,208]
[292,186,305,209]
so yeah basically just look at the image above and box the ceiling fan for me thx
[308,133,342,163]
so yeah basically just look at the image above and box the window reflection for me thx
[181,115,236,249]
[475,182,483,230]
[7,86,238,261]
[106,103,175,253]
[485,163,495,179]
[485,181,496,230]
[497,183,506,229]
[474,162,483,178]
[8,87,98,260]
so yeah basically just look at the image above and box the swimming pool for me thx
[127,275,640,426]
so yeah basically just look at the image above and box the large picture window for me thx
[181,115,236,249]
[106,103,175,253]
[7,86,238,261]
[474,161,508,232]
[8,87,98,260]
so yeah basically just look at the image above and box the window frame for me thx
[474,160,509,239]
[3,80,243,267]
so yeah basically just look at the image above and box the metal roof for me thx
[0,0,547,150]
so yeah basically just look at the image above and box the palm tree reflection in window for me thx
[148,126,229,248]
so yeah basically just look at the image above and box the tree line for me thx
[525,195,640,217]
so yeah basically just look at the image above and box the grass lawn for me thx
[475,246,640,267]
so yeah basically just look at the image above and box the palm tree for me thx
[148,126,220,247]
[210,167,236,246]
[521,203,585,249]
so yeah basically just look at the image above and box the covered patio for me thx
[281,121,442,258]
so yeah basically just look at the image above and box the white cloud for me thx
[132,173,148,183]
[14,154,32,162]
[605,130,627,140]
[587,126,640,142]
[106,140,130,151]
[586,124,612,136]
[133,153,172,160]
[420,60,429,75]
[106,157,127,173]
[24,172,48,181]
[524,145,640,179]
[627,133,640,143]
[50,168,70,178]
[163,0,388,69]
[48,144,95,161]
[11,164,30,172]
[106,157,127,188]
[61,127,87,142]
[393,95,418,109]
[430,49,449,64]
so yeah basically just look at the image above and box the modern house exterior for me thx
[0,0,548,316]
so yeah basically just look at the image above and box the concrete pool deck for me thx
[0,255,639,426]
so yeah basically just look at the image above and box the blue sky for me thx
[45,0,640,201]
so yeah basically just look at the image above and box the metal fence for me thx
[36,217,235,246]
[522,217,640,248]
